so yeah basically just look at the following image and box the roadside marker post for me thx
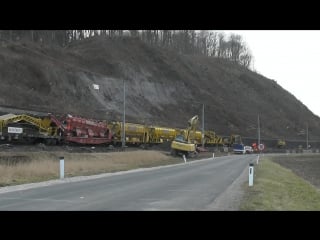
[212,153,215,159]
[256,155,259,165]
[60,156,64,179]
[183,155,187,163]
[249,163,254,186]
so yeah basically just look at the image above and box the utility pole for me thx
[202,103,205,147]
[122,79,126,149]
[258,114,260,146]
[306,122,309,149]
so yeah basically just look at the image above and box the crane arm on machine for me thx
[185,115,199,143]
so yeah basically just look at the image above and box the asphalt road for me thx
[0,154,256,210]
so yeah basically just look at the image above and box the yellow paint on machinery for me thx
[170,115,199,156]
[1,113,241,149]
[194,131,202,144]
[204,130,223,145]
[109,121,149,144]
[149,126,177,143]
[171,140,196,152]
[277,139,286,148]
[0,114,56,136]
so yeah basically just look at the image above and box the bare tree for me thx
[229,33,243,62]
[197,30,209,56]
[3,29,253,68]
[129,30,139,38]
[207,31,218,57]
[163,30,173,47]
[108,30,115,38]
[239,45,252,68]
[217,32,226,58]
[189,30,197,54]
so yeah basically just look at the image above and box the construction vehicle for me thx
[149,126,177,144]
[230,135,245,154]
[204,130,224,146]
[49,114,112,145]
[109,122,178,146]
[109,121,149,146]
[277,139,286,148]
[252,142,258,152]
[170,115,199,157]
[193,130,225,147]
[193,130,203,145]
[0,113,58,144]
[233,143,245,154]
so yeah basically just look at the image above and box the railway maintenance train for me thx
[3,112,312,152]
[0,112,232,147]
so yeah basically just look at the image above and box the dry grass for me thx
[0,150,179,187]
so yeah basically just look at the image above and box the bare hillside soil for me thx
[0,36,319,141]
[272,154,320,189]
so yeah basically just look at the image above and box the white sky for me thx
[222,30,320,118]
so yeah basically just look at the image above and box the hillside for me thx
[0,36,319,142]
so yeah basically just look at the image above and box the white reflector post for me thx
[249,163,254,186]
[60,156,64,179]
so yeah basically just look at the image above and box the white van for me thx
[244,146,253,154]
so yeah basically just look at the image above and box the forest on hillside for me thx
[0,30,253,68]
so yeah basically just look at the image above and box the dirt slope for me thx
[0,36,319,142]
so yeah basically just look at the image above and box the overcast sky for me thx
[222,30,320,118]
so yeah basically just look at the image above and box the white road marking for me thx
[167,189,194,192]
[138,198,161,201]
[0,197,74,203]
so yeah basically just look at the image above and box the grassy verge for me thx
[0,150,182,187]
[239,157,320,210]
